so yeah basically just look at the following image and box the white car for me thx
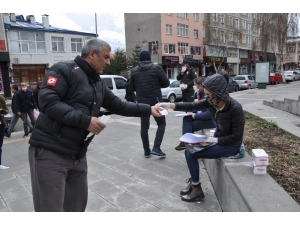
[233,75,258,90]
[161,79,182,103]
[284,70,300,81]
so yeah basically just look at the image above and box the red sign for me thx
[0,40,6,51]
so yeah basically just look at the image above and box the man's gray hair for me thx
[194,77,205,85]
[81,38,111,58]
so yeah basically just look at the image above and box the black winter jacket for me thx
[176,67,197,92]
[130,61,170,105]
[15,89,38,113]
[29,56,152,159]
[175,74,245,147]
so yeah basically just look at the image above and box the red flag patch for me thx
[47,76,58,86]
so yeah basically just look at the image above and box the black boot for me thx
[181,183,205,202]
[175,142,186,151]
[180,178,192,195]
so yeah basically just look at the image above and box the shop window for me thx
[178,42,188,54]
[164,44,175,54]
[13,68,45,90]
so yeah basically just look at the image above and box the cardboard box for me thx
[252,149,269,166]
[253,161,267,176]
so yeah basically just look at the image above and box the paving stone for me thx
[85,190,112,212]
[0,198,8,212]
[6,196,34,212]
[130,202,165,212]
[88,179,125,200]
[0,177,31,202]
[114,162,147,177]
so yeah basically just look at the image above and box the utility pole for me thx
[95,13,98,37]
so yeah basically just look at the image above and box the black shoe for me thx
[181,183,205,202]
[180,178,192,195]
[151,148,166,157]
[23,133,29,138]
[175,142,186,151]
[144,151,151,158]
[4,132,10,138]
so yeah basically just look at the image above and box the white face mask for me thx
[193,86,198,92]
[22,87,27,91]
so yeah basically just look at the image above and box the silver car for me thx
[233,75,258,90]
[284,70,300,81]
[161,79,182,103]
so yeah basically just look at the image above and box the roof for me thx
[4,14,97,37]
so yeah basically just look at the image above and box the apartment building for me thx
[202,13,276,76]
[124,13,203,78]
[283,37,300,70]
[1,13,96,97]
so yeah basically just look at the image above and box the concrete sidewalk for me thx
[0,111,222,212]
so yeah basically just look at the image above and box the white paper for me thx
[159,109,168,115]
[179,133,208,144]
[99,115,110,124]
[175,112,193,117]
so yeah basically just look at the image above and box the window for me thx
[190,46,201,55]
[229,17,233,26]
[254,24,257,32]
[298,55,300,61]
[114,78,127,89]
[177,13,187,19]
[242,20,246,29]
[71,38,82,52]
[213,13,218,22]
[178,42,188,54]
[194,29,199,38]
[51,37,64,52]
[164,44,175,54]
[166,24,172,34]
[235,18,239,28]
[177,24,188,37]
[235,34,239,45]
[242,34,246,43]
[220,14,225,27]
[102,78,113,89]
[202,27,205,38]
[212,28,217,38]
[248,23,252,33]
[193,13,199,21]
[248,36,252,47]
[258,26,261,35]
[253,13,257,19]
[220,31,225,43]
[229,32,233,41]
[9,30,46,53]
[248,13,252,19]
[288,46,295,52]
[166,13,172,15]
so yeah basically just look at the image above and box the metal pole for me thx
[95,13,98,37]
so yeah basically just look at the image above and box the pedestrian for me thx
[28,38,164,212]
[129,50,170,158]
[221,69,229,84]
[14,82,37,137]
[175,77,215,151]
[157,74,245,202]
[0,94,9,170]
[125,78,136,103]
[33,82,42,110]
[177,59,197,102]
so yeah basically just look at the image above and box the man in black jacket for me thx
[130,50,170,158]
[28,39,164,212]
[15,82,37,137]
[177,59,197,102]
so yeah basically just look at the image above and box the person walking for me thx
[221,69,229,84]
[0,94,9,170]
[14,82,37,137]
[177,59,197,102]
[33,82,42,110]
[125,78,136,103]
[130,50,170,158]
[157,74,245,202]
[28,38,164,212]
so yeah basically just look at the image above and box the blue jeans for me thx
[182,116,215,135]
[185,144,240,183]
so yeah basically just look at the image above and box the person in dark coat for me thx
[0,94,9,170]
[130,50,170,158]
[33,82,42,110]
[221,69,229,84]
[177,59,197,102]
[157,74,245,203]
[27,38,164,212]
[125,78,136,102]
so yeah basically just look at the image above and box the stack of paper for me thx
[179,133,208,144]
[175,112,192,117]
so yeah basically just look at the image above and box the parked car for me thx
[284,70,300,82]
[293,68,300,75]
[161,79,182,103]
[100,75,128,114]
[269,72,283,85]
[228,77,239,93]
[233,75,258,90]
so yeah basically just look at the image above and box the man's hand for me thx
[181,66,187,73]
[155,102,176,110]
[180,83,187,90]
[87,117,106,135]
[151,105,164,117]
[17,112,21,116]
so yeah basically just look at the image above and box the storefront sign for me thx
[204,56,227,63]
[240,58,249,63]
[184,55,193,59]
[186,59,199,65]
[162,56,179,65]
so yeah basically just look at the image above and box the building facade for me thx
[282,37,300,70]
[124,13,203,78]
[2,13,97,97]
